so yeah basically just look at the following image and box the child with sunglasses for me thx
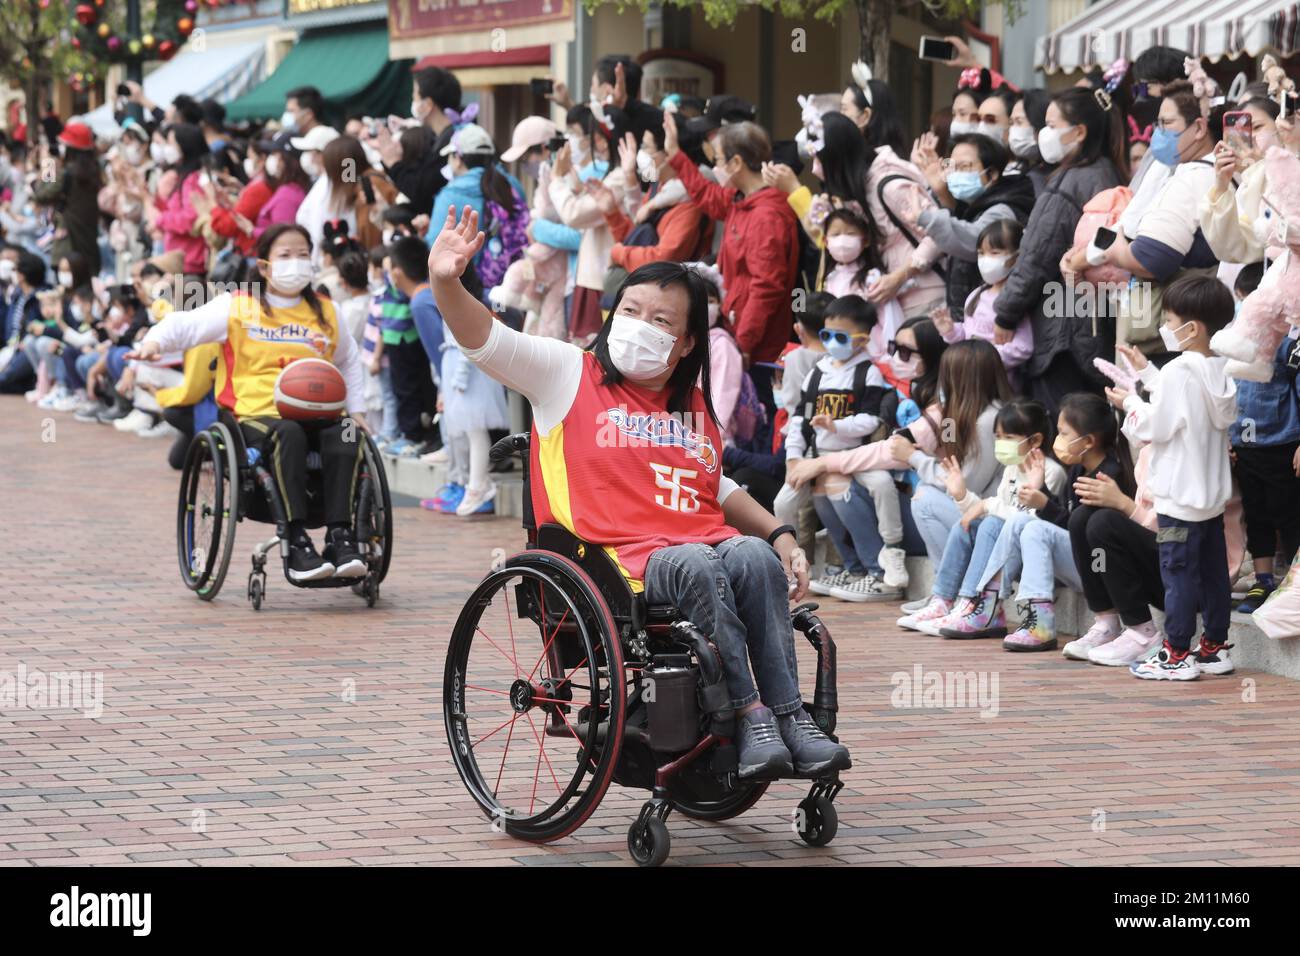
[929,219,1033,390]
[778,294,899,601]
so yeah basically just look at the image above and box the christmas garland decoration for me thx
[70,0,233,66]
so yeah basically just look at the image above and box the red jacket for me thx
[209,176,273,255]
[669,151,798,363]
[605,198,713,270]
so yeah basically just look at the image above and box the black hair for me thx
[948,132,1011,178]
[338,249,369,293]
[1133,46,1191,85]
[1234,261,1265,298]
[369,246,388,269]
[590,260,716,421]
[825,293,876,332]
[824,206,879,289]
[199,98,226,131]
[58,250,92,291]
[285,86,326,123]
[1059,391,1136,496]
[861,80,906,155]
[976,218,1023,253]
[1021,88,1051,131]
[895,315,946,410]
[1162,272,1235,336]
[1050,86,1128,181]
[995,397,1051,444]
[565,104,613,155]
[254,223,326,330]
[399,124,435,165]
[321,219,361,262]
[798,290,835,334]
[460,150,519,215]
[139,262,165,281]
[387,235,431,285]
[17,250,47,287]
[171,94,204,126]
[414,66,463,112]
[382,204,417,227]
[167,122,208,179]
[595,55,642,101]
[1243,95,1282,122]
[817,112,883,270]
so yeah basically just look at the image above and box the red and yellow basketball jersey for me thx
[529,352,738,589]
[214,293,341,419]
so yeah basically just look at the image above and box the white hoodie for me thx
[786,349,885,459]
[1121,350,1237,521]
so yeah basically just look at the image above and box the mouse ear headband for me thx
[850,60,874,107]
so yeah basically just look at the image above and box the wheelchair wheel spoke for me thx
[494,712,519,798]
[526,608,570,683]
[474,627,522,678]
[472,713,522,749]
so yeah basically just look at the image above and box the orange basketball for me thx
[273,358,347,421]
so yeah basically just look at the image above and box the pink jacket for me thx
[817,401,943,475]
[708,326,743,441]
[254,182,307,239]
[154,170,207,273]
[945,287,1034,387]
[865,147,945,316]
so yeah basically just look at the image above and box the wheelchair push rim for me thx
[353,434,392,584]
[444,552,626,843]
[176,427,238,600]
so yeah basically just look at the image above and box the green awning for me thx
[225,25,412,124]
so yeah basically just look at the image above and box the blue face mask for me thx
[1149,126,1183,167]
[946,171,986,202]
[824,340,857,362]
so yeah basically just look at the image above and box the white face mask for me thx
[707,303,721,327]
[713,159,734,190]
[606,313,677,380]
[280,110,298,133]
[0,260,13,282]
[1159,320,1194,353]
[70,302,84,322]
[566,133,589,166]
[198,172,211,189]
[411,98,431,121]
[826,234,864,265]
[1008,125,1037,158]
[949,120,979,137]
[440,162,455,182]
[269,258,315,295]
[1037,125,1079,165]
[124,144,143,165]
[265,154,283,179]
[57,270,73,288]
[636,149,659,183]
[977,254,1013,285]
[150,142,166,164]
[243,156,257,179]
[300,153,321,179]
[162,143,182,165]
[889,352,920,381]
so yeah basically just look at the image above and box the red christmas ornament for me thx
[74,3,96,25]
[38,0,50,9]
[159,39,177,60]
[71,36,81,49]
[177,17,194,35]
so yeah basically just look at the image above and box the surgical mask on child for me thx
[636,149,659,183]
[606,314,677,379]
[1052,434,1086,464]
[1160,319,1195,352]
[994,437,1028,467]
[977,254,1013,285]
[819,329,864,363]
[946,171,986,201]
[826,234,864,265]
[269,258,315,295]
[1008,126,1037,158]
[707,303,721,327]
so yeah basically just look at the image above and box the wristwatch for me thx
[766,524,797,547]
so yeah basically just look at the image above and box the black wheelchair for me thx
[175,410,392,610]
[443,433,846,867]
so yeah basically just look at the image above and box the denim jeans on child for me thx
[643,536,802,715]
[932,515,1005,601]
[1156,513,1231,651]
[975,511,1081,600]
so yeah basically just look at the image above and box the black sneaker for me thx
[323,527,366,579]
[287,538,335,582]
[1236,583,1274,614]
[96,394,132,424]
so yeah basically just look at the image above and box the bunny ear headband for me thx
[797,94,826,155]
[850,60,874,107]
[444,103,479,126]
[1184,56,1222,116]
[1127,115,1153,145]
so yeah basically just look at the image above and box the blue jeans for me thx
[106,345,131,382]
[643,536,801,716]
[75,350,99,390]
[912,486,964,564]
[932,514,1006,601]
[814,481,925,576]
[1157,513,1231,651]
[977,512,1081,600]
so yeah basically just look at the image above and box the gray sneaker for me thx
[737,706,794,779]
[778,709,851,775]
[831,572,900,603]
[808,567,852,596]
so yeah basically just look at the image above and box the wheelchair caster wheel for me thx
[354,573,378,607]
[796,796,837,847]
[248,574,264,611]
[628,816,670,867]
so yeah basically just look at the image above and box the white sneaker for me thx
[139,419,179,439]
[878,546,909,589]
[37,390,61,410]
[1088,626,1162,666]
[1193,641,1235,676]
[808,567,853,596]
[24,389,41,403]
[831,573,898,603]
[1062,616,1121,661]
[52,389,84,412]
[916,597,974,637]
[420,446,450,464]
[897,595,951,631]
[456,482,497,516]
[114,409,153,433]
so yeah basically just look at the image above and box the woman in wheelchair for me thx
[128,223,370,583]
[429,207,850,779]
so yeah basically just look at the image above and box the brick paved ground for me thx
[4,399,1300,867]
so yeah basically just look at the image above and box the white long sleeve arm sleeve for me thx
[143,292,233,353]
[461,319,584,435]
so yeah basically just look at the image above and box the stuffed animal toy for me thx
[1210,145,1300,381]
[490,160,568,339]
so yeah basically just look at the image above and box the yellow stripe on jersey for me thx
[537,422,574,532]
[602,546,644,593]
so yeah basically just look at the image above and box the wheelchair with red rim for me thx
[175,410,392,610]
[442,432,846,867]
